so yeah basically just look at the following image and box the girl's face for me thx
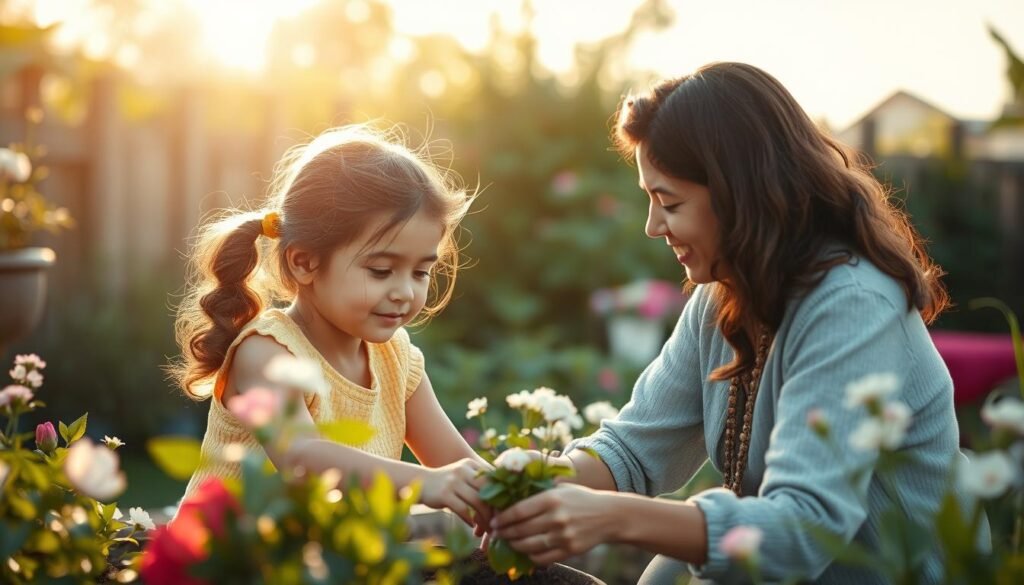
[304,208,443,345]
[636,143,722,284]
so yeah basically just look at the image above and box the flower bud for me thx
[35,421,57,453]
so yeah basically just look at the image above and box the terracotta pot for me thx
[0,247,55,358]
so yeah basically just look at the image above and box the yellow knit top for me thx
[180,308,424,501]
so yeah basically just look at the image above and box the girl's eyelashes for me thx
[413,270,431,280]
[368,268,391,278]
[662,203,681,213]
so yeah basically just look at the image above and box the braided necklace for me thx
[722,330,772,496]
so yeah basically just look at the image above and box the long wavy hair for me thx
[169,125,473,399]
[614,62,949,381]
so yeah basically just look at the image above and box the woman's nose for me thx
[645,204,665,239]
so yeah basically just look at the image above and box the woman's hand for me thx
[491,483,615,566]
[420,457,493,535]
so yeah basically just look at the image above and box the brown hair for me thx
[169,125,472,399]
[614,62,949,381]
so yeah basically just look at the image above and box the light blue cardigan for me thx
[567,254,987,583]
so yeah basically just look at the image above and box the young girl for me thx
[170,125,491,533]
[491,62,987,583]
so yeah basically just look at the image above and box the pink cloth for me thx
[929,330,1019,405]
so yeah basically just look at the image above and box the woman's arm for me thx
[226,335,490,529]
[493,484,708,566]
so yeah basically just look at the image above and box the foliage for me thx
[0,109,73,250]
[139,354,470,584]
[0,354,143,584]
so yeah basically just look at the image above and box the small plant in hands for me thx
[142,355,468,585]
[465,387,599,580]
[0,354,143,583]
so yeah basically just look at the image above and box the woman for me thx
[490,62,986,584]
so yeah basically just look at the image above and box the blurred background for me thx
[1,1,1022,577]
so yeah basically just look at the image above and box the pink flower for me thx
[24,370,43,388]
[550,170,579,197]
[227,387,282,428]
[637,280,679,320]
[720,525,763,561]
[35,421,57,453]
[461,427,481,447]
[597,367,620,393]
[0,385,34,408]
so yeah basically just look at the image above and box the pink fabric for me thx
[929,330,1019,405]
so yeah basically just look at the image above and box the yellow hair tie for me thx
[261,212,281,239]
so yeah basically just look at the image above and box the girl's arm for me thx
[403,372,487,468]
[226,334,490,530]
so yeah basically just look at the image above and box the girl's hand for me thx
[491,483,614,566]
[420,458,493,535]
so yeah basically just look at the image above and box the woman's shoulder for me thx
[802,251,907,313]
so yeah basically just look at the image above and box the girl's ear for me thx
[285,246,321,286]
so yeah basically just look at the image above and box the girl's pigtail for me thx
[170,214,268,399]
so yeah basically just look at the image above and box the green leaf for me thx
[146,436,202,481]
[487,537,518,575]
[65,412,88,444]
[479,482,507,502]
[970,297,1024,398]
[367,471,396,525]
[58,420,69,444]
[99,501,118,525]
[317,420,375,447]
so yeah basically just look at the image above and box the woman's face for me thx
[636,143,722,284]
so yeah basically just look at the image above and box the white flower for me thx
[878,401,912,449]
[0,148,31,182]
[848,401,912,451]
[532,421,574,447]
[0,385,34,408]
[957,450,1017,499]
[539,394,579,426]
[480,428,498,448]
[128,507,156,530]
[14,354,46,369]
[583,401,619,425]
[466,397,488,420]
[103,435,125,450]
[9,365,26,381]
[25,370,43,388]
[506,390,532,409]
[982,398,1024,436]
[494,447,531,472]
[64,438,126,501]
[264,354,328,395]
[720,525,763,561]
[844,373,900,409]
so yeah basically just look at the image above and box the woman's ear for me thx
[285,246,321,286]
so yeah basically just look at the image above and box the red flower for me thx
[35,421,57,453]
[176,478,241,538]
[139,478,241,585]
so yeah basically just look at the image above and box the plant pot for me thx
[0,247,55,358]
[607,314,665,367]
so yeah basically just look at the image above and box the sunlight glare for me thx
[181,0,320,74]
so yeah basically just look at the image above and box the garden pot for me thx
[0,246,55,358]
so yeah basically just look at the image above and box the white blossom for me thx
[9,365,26,381]
[24,370,42,388]
[103,435,125,450]
[981,398,1024,436]
[844,373,900,409]
[506,390,532,410]
[466,397,488,420]
[720,525,763,561]
[494,447,531,472]
[957,450,1017,499]
[128,507,156,530]
[64,438,126,501]
[532,421,574,447]
[583,401,619,425]
[264,354,328,395]
[848,401,912,451]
